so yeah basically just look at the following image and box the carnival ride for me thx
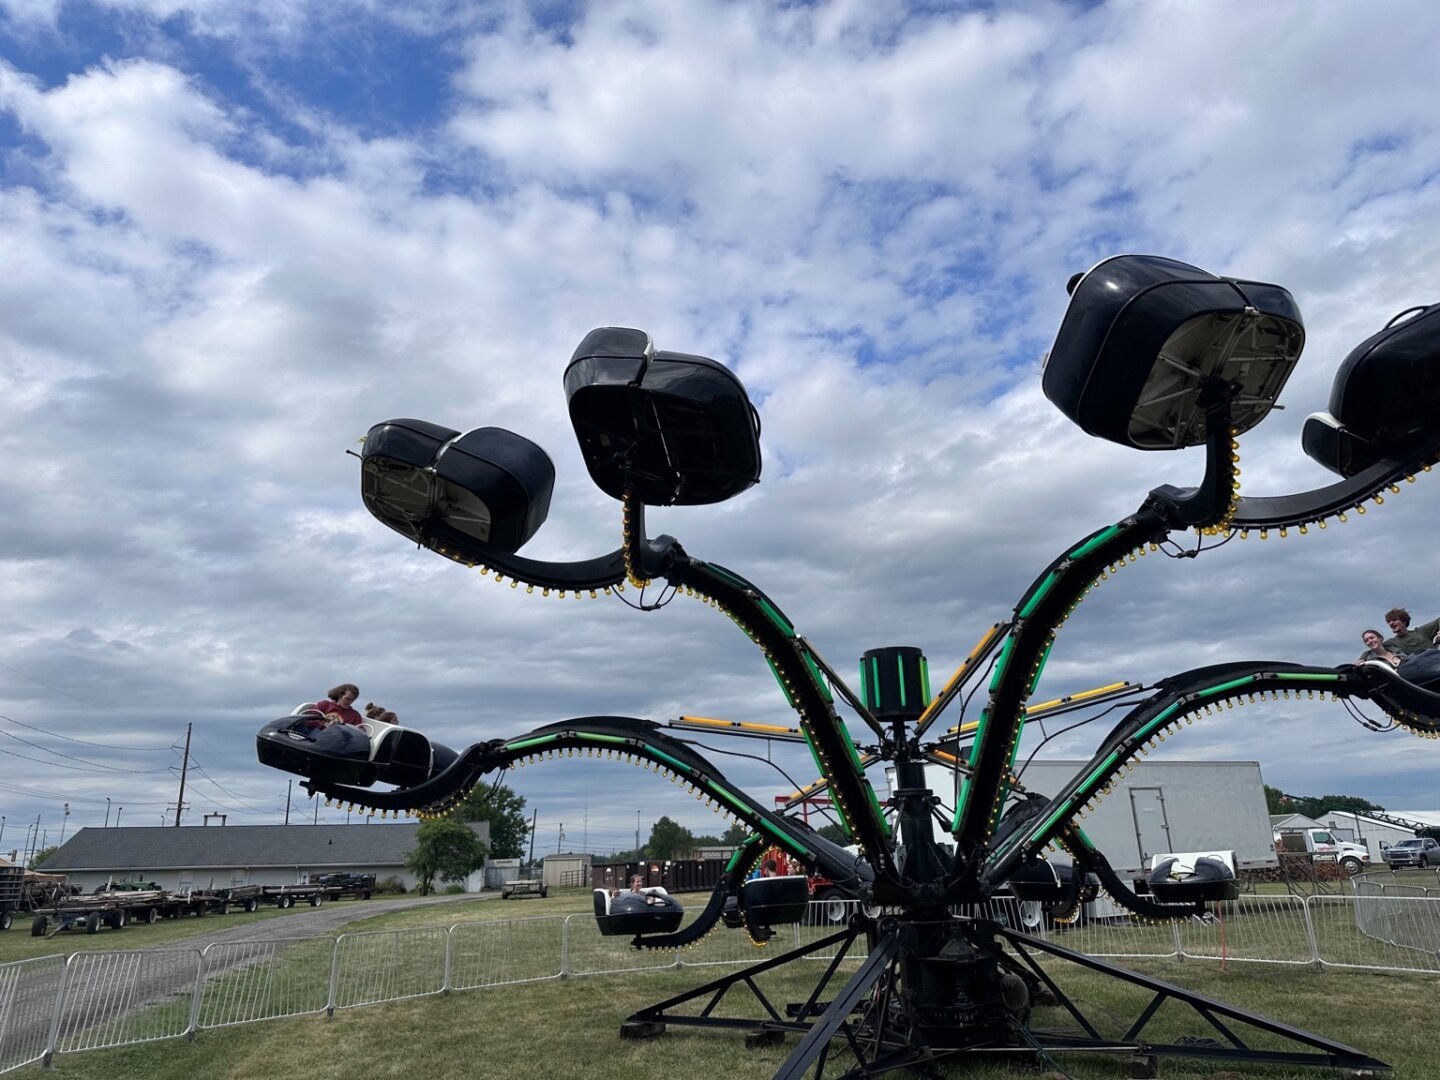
[257,255,1440,1078]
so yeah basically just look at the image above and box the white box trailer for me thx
[901,759,1279,883]
[1011,760,1279,881]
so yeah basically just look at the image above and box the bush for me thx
[441,882,467,894]
[374,876,408,895]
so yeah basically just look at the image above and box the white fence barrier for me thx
[5,892,1440,1073]
[197,936,334,1030]
[0,957,63,1074]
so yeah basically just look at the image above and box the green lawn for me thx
[6,889,1439,1079]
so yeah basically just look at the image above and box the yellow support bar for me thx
[947,681,1135,734]
[913,623,1006,730]
[780,753,878,805]
[676,714,802,737]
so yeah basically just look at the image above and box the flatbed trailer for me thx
[30,891,175,938]
[258,884,333,908]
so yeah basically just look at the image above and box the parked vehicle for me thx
[1275,827,1372,874]
[1382,836,1440,869]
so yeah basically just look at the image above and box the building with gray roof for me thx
[35,822,489,893]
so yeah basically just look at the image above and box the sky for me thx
[3,0,1440,864]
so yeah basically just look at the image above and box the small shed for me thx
[541,852,592,888]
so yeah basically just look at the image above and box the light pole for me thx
[635,810,640,858]
[115,807,122,829]
[105,798,111,829]
[58,803,70,846]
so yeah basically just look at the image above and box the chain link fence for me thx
[5,890,1440,1074]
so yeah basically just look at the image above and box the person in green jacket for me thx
[1383,608,1440,655]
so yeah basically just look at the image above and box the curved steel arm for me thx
[979,661,1440,891]
[301,714,875,891]
[950,510,1171,857]
[1229,448,1437,530]
[405,515,679,593]
[663,556,896,875]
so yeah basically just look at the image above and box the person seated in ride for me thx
[313,683,365,726]
[1381,608,1440,656]
[611,873,668,905]
[364,702,399,725]
[1358,629,1404,667]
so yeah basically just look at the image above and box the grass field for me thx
[6,888,1438,1079]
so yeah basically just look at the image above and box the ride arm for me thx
[948,509,1171,859]
[663,555,896,876]
[299,714,873,891]
[979,660,1440,892]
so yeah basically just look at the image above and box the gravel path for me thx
[171,889,498,950]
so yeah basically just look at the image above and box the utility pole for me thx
[174,722,192,827]
[285,780,292,825]
[635,809,641,858]
[104,798,111,829]
[527,809,538,869]
[557,823,564,855]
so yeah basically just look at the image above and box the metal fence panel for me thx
[198,936,335,1029]
[562,914,679,977]
[53,950,200,1055]
[0,956,65,1076]
[332,927,447,1009]
[1176,895,1314,965]
[447,917,566,990]
[1317,894,1440,973]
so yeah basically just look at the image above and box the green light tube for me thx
[988,637,1015,693]
[766,656,797,708]
[1135,701,1183,741]
[506,734,559,751]
[704,782,813,857]
[803,652,834,702]
[647,747,693,775]
[919,657,932,704]
[951,775,970,832]
[1067,524,1122,561]
[1197,676,1256,698]
[1018,570,1058,620]
[1029,798,1075,844]
[1078,751,1120,795]
[897,654,907,709]
[1028,638,1054,695]
[757,597,796,637]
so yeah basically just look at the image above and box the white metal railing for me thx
[4,893,1440,1073]
[197,936,334,1029]
[0,957,63,1074]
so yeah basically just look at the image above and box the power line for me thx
[0,724,171,774]
[0,709,171,752]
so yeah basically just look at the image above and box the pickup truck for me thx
[1274,827,1371,874]
[1383,837,1440,869]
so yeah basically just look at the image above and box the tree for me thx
[647,816,695,860]
[29,845,58,868]
[404,819,489,895]
[816,823,848,845]
[722,822,754,845]
[1267,785,1384,821]
[1265,785,1291,815]
[452,782,529,859]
